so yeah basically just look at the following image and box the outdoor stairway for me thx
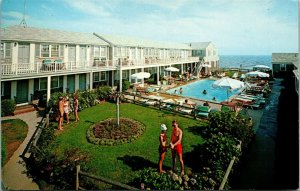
[13,104,37,116]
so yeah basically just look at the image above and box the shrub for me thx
[1,99,16,116]
[207,111,254,149]
[122,80,130,91]
[1,136,6,166]
[95,86,112,100]
[86,118,146,146]
[132,167,205,190]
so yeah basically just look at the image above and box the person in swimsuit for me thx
[63,96,70,124]
[73,95,79,122]
[170,120,184,175]
[158,124,168,173]
[58,96,64,130]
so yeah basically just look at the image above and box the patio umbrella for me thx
[245,71,270,78]
[253,65,271,69]
[131,72,151,86]
[130,72,151,79]
[212,77,245,102]
[164,66,180,77]
[164,66,180,72]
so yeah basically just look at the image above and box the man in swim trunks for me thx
[58,96,64,130]
[158,124,168,173]
[170,120,184,175]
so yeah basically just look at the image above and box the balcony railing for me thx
[1,57,199,76]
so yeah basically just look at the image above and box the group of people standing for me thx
[57,95,79,130]
[159,120,184,175]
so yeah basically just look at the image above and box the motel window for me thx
[35,44,40,57]
[0,43,12,58]
[59,45,64,57]
[122,70,128,79]
[0,43,4,58]
[5,43,11,57]
[41,44,50,57]
[100,47,107,57]
[280,64,286,71]
[94,46,100,58]
[93,72,106,82]
[100,72,106,81]
[51,76,59,89]
[51,44,59,57]
[39,78,47,90]
[94,72,100,82]
[1,82,4,96]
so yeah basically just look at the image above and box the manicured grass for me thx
[49,102,208,184]
[1,119,28,166]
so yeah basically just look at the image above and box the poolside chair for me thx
[196,105,211,118]
[221,105,231,112]
[232,72,239,79]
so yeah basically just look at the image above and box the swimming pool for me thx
[166,79,242,103]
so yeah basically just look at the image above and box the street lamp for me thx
[116,58,122,127]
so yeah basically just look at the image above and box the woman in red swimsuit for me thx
[170,120,184,175]
[158,124,168,173]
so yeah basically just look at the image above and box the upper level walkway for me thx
[1,57,199,80]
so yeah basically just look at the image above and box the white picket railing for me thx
[1,57,199,76]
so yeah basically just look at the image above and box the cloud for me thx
[137,0,187,11]
[63,0,111,17]
[2,11,25,20]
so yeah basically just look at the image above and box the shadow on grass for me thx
[187,125,208,137]
[183,144,205,173]
[117,155,157,171]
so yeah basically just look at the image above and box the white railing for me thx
[1,57,199,76]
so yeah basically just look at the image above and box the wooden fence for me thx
[20,111,50,158]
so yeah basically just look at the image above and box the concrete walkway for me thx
[2,111,42,190]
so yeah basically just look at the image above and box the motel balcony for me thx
[1,57,199,80]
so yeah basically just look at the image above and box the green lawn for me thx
[49,102,208,184]
[1,119,28,166]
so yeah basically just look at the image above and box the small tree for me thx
[1,99,16,116]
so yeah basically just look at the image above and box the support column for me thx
[128,69,131,83]
[47,76,51,104]
[28,79,34,102]
[157,66,160,85]
[75,74,80,91]
[11,81,17,101]
[181,64,184,74]
[86,73,89,90]
[89,71,93,90]
[63,75,68,93]
[112,71,115,87]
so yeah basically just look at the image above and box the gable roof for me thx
[94,33,192,50]
[0,26,109,45]
[188,42,212,49]
[272,53,298,63]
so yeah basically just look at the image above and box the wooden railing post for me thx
[46,114,49,127]
[76,165,80,190]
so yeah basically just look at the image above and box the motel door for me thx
[79,45,87,67]
[16,80,29,104]
[18,43,30,64]
[68,45,76,67]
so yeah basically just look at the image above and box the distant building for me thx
[272,53,299,94]
[188,42,220,75]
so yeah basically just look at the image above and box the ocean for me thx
[219,55,272,69]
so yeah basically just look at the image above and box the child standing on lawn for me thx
[158,124,168,173]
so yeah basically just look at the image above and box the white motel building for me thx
[1,26,219,105]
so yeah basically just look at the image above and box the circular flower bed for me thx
[87,118,146,146]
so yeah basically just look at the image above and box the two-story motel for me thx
[1,26,219,105]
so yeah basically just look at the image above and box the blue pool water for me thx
[166,79,242,103]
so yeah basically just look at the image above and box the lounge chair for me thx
[221,105,231,112]
[197,105,211,118]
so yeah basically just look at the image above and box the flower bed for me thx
[86,118,146,146]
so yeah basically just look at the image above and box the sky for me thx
[0,0,298,55]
